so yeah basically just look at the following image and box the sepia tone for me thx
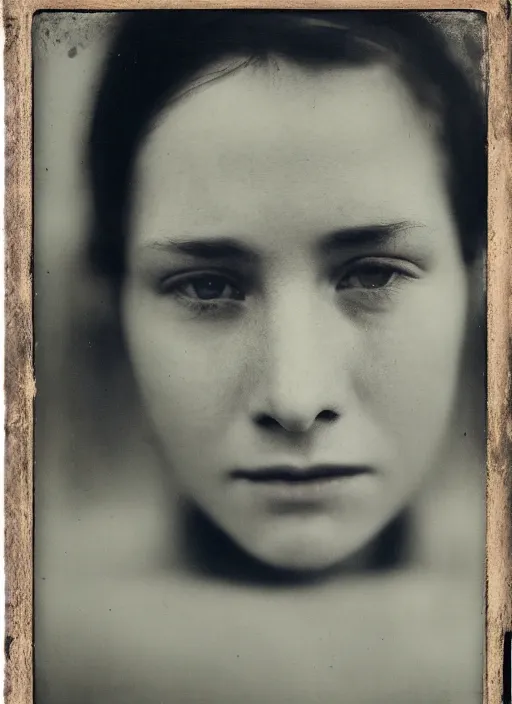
[4,2,512,704]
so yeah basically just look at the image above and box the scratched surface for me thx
[3,4,511,704]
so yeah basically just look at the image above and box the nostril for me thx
[255,413,281,430]
[254,409,339,431]
[317,410,339,422]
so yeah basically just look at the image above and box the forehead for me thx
[132,60,450,239]
[142,58,437,155]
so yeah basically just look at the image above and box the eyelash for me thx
[334,258,417,305]
[159,271,246,315]
[159,259,418,315]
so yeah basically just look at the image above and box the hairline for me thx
[88,12,486,282]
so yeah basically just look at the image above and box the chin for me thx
[182,500,388,580]
[256,550,347,574]
[237,527,368,574]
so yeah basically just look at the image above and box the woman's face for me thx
[122,60,469,571]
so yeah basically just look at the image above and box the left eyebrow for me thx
[318,221,427,254]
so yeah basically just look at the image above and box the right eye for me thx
[165,273,246,302]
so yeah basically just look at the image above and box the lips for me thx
[230,465,372,484]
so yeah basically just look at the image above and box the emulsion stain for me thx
[68,46,78,58]
[4,635,14,661]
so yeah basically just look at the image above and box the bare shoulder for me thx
[36,568,483,704]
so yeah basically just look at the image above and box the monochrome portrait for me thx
[33,10,488,704]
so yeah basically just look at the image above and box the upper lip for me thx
[229,465,372,483]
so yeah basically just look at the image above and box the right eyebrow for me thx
[144,237,259,264]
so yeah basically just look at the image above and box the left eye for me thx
[175,274,245,301]
[337,264,398,290]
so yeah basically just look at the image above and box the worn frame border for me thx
[3,2,511,703]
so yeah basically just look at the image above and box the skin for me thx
[37,569,483,704]
[121,59,470,572]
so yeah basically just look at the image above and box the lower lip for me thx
[234,473,375,504]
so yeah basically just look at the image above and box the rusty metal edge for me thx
[2,2,510,704]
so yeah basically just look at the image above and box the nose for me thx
[251,288,345,434]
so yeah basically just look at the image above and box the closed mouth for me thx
[230,465,372,484]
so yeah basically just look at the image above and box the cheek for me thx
[358,270,468,448]
[120,288,249,438]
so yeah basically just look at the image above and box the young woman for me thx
[36,11,487,704]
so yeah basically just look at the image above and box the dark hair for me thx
[88,10,487,284]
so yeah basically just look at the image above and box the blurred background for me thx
[33,11,487,585]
